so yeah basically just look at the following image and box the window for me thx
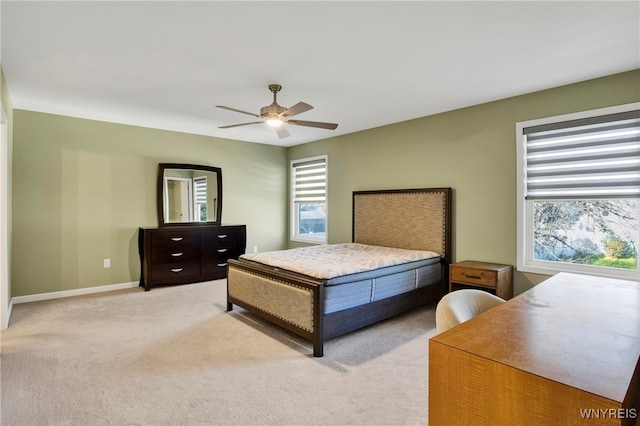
[193,176,207,222]
[516,103,639,280]
[291,155,327,244]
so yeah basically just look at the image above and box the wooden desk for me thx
[429,273,640,426]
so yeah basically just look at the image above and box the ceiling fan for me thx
[216,84,338,138]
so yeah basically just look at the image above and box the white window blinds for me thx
[194,177,207,204]
[523,110,640,200]
[293,157,327,203]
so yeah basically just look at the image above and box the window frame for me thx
[516,102,640,280]
[290,155,328,244]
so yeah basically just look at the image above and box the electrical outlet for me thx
[253,246,258,253]
[103,259,111,268]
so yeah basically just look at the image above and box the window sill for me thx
[290,236,326,245]
[517,261,639,281]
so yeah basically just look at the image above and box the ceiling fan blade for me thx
[280,102,313,119]
[274,125,290,138]
[218,121,263,129]
[287,120,338,130]
[216,105,261,118]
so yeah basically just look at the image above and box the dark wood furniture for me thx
[139,225,246,291]
[158,163,222,226]
[449,260,513,300]
[429,272,640,426]
[227,187,452,357]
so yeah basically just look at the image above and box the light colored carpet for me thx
[0,280,436,426]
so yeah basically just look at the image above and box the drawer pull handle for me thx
[217,248,228,253]
[464,274,482,279]
[171,237,184,242]
[171,252,183,257]
[170,268,184,273]
[217,263,227,267]
[217,234,228,239]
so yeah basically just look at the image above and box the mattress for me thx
[240,243,441,284]
[239,243,443,314]
[322,262,442,313]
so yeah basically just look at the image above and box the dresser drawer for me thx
[202,246,241,259]
[202,227,244,248]
[201,259,231,276]
[151,246,201,264]
[151,231,200,247]
[150,261,200,281]
[202,227,245,259]
[450,266,497,288]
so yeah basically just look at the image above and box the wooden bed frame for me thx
[226,188,452,357]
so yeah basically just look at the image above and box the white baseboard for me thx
[11,281,140,305]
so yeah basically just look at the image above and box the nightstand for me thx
[449,260,513,300]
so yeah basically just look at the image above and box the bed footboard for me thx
[226,259,326,357]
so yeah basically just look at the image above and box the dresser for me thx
[138,225,246,291]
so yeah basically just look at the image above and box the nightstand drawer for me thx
[451,267,497,287]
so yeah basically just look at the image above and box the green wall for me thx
[9,70,640,298]
[288,70,640,295]
[12,112,287,297]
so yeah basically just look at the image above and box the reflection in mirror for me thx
[158,164,222,226]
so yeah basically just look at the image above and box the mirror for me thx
[158,163,222,226]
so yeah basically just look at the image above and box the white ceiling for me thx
[1,1,639,147]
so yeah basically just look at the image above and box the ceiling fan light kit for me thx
[266,119,283,127]
[216,84,338,138]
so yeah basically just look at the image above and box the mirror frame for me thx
[158,163,223,227]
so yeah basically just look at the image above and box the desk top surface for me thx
[431,272,640,403]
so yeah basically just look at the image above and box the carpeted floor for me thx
[0,280,436,425]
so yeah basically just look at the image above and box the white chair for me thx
[435,289,505,333]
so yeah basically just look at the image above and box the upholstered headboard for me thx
[352,188,451,262]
